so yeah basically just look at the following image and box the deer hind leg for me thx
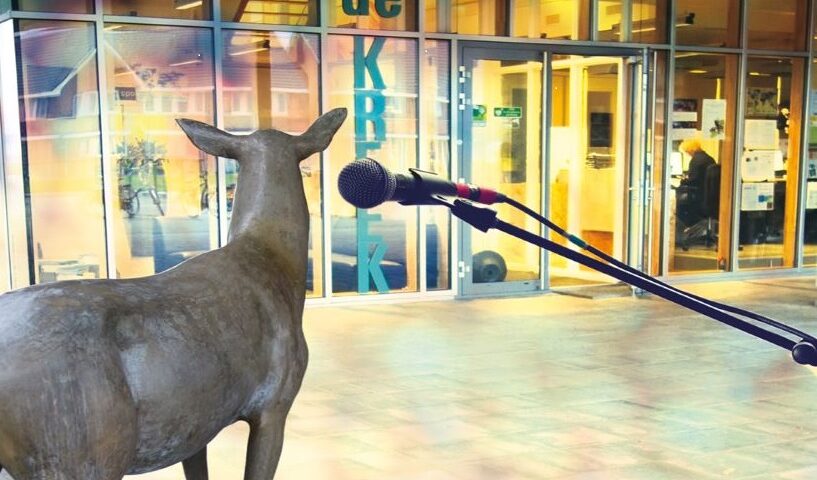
[243,403,294,480]
[182,447,209,480]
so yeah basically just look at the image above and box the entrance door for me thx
[458,45,649,296]
[459,46,545,296]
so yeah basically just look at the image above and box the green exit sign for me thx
[494,106,522,118]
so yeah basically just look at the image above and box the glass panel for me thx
[747,0,806,51]
[470,58,542,286]
[221,31,322,297]
[16,20,106,284]
[104,24,217,278]
[326,36,418,295]
[512,0,587,40]
[738,57,803,269]
[649,50,667,275]
[103,0,211,20]
[425,0,508,35]
[13,0,93,13]
[669,53,737,274]
[549,56,627,287]
[675,0,739,48]
[0,20,28,289]
[422,40,450,291]
[805,58,817,266]
[328,0,417,30]
[222,0,318,25]
[596,0,667,43]
[630,0,666,43]
[595,0,621,41]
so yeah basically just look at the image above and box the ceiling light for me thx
[169,53,203,67]
[229,40,271,57]
[175,0,203,10]
[689,69,707,74]
[749,72,770,77]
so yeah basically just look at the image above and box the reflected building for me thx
[0,0,815,301]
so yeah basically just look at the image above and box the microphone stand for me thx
[430,195,817,367]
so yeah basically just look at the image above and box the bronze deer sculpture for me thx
[0,108,347,480]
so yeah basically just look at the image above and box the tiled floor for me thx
[103,278,817,478]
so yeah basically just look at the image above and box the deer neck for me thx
[227,160,309,280]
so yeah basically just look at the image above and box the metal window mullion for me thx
[448,39,466,297]
[795,0,816,268]
[212,2,228,248]
[540,50,550,291]
[731,52,749,272]
[99,15,213,28]
[637,49,652,275]
[219,21,322,33]
[661,46,674,277]
[449,38,459,295]
[590,0,599,42]
[730,0,750,271]
[9,10,95,21]
[94,1,118,280]
[796,55,811,269]
[620,0,631,43]
[0,20,28,288]
[319,24,333,299]
[0,21,12,290]
[417,34,426,292]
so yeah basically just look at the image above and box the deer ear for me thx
[177,118,244,160]
[294,108,348,159]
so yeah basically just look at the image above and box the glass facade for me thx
[675,0,740,47]
[103,0,211,20]
[221,0,318,25]
[737,56,803,269]
[326,35,419,295]
[0,0,816,301]
[17,20,107,284]
[220,30,323,295]
[104,24,218,279]
[669,53,738,273]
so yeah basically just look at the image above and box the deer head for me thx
[175,108,347,268]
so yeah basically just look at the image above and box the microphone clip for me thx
[432,196,498,233]
[397,168,458,206]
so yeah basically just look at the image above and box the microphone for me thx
[337,158,505,209]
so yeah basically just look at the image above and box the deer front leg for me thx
[182,447,208,480]
[243,405,293,480]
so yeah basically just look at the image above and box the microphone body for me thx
[338,158,504,209]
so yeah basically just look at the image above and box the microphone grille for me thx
[337,158,396,209]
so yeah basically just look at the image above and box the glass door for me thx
[458,44,649,297]
[547,53,645,288]
[459,46,545,296]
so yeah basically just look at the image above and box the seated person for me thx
[677,139,716,225]
[679,139,716,193]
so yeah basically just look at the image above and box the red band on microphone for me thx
[455,183,471,199]
[478,188,499,205]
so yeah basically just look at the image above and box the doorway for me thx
[458,44,649,296]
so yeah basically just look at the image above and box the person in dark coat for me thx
[678,139,716,223]
[680,138,716,193]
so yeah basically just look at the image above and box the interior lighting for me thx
[169,53,203,67]
[175,0,203,10]
[229,40,271,56]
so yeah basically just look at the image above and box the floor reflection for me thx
[123,278,817,479]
